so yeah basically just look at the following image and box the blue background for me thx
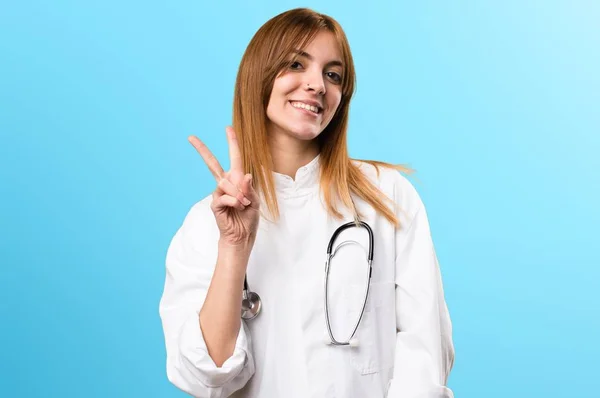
[1,1,599,397]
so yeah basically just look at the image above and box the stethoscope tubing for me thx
[242,220,374,347]
[324,221,373,345]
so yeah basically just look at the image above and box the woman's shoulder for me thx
[175,195,219,244]
[190,194,214,214]
[181,194,213,222]
[352,159,425,219]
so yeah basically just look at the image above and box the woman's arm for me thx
[199,240,251,367]
[159,201,255,398]
[386,174,455,397]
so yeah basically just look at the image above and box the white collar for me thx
[271,154,321,198]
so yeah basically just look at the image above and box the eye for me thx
[326,71,342,84]
[290,61,303,70]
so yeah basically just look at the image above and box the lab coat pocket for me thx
[344,281,396,375]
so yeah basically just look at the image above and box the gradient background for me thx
[1,1,599,397]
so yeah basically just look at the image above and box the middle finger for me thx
[226,126,243,173]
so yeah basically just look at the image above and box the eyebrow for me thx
[293,50,343,68]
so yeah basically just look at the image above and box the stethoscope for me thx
[241,220,374,347]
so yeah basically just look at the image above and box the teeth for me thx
[291,101,320,113]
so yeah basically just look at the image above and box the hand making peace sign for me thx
[188,126,260,247]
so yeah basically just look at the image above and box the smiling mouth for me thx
[289,101,322,115]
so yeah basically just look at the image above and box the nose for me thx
[304,71,326,95]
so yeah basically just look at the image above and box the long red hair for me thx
[232,8,412,226]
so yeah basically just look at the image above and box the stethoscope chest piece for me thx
[241,290,261,320]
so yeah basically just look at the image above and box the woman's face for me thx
[266,31,344,144]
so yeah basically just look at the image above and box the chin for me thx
[267,118,326,141]
[283,122,323,139]
[289,128,322,141]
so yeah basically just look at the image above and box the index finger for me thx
[188,135,225,180]
[226,126,243,172]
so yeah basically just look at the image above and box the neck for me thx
[268,131,319,180]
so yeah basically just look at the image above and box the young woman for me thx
[159,8,454,398]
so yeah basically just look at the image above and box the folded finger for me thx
[217,177,251,206]
[213,194,246,211]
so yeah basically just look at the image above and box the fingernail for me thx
[242,197,251,206]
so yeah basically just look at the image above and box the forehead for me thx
[301,31,342,63]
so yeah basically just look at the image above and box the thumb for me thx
[242,174,259,205]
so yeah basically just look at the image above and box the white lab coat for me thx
[159,155,455,397]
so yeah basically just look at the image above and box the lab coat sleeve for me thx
[387,201,455,398]
[159,201,255,398]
